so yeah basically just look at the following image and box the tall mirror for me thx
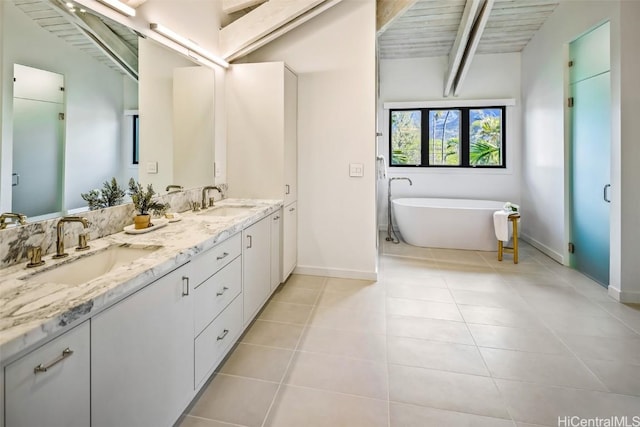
[1,0,216,223]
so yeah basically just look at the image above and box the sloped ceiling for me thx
[378,0,559,59]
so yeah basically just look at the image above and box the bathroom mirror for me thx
[0,0,216,222]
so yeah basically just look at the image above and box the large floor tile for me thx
[387,297,463,321]
[316,287,386,313]
[298,326,387,361]
[388,283,454,303]
[582,358,640,396]
[469,323,569,354]
[459,305,546,330]
[283,274,326,290]
[389,364,511,419]
[390,402,516,427]
[480,347,606,390]
[495,379,640,426]
[323,277,379,293]
[189,374,279,427]
[284,351,388,399]
[308,305,387,334]
[541,312,639,338]
[270,286,321,305]
[387,315,474,344]
[265,385,388,427]
[218,343,292,382]
[241,320,305,349]
[558,333,640,365]
[450,289,529,310]
[258,301,313,325]
[388,336,488,376]
[179,416,237,427]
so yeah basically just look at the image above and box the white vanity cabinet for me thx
[227,62,298,282]
[91,262,194,427]
[243,216,272,325]
[4,321,90,427]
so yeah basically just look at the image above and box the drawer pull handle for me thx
[289,207,295,212]
[216,286,229,297]
[216,252,229,260]
[34,348,73,374]
[182,276,190,296]
[273,216,280,220]
[217,329,229,341]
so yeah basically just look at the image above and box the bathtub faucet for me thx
[389,177,413,186]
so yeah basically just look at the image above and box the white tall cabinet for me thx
[227,62,298,282]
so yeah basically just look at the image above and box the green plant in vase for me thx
[81,177,126,210]
[128,178,168,229]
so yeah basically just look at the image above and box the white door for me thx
[243,216,271,324]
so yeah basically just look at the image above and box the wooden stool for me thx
[497,213,520,264]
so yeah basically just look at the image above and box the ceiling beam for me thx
[220,0,326,59]
[443,0,482,97]
[226,0,343,62]
[376,0,417,35]
[453,0,494,96]
[223,0,268,15]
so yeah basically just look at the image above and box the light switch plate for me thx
[146,162,158,174]
[349,163,364,177]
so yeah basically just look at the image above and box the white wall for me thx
[521,0,618,263]
[378,54,522,230]
[248,0,378,279]
[1,1,125,213]
[135,0,227,186]
[522,0,640,301]
[138,38,193,191]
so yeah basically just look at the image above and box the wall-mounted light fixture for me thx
[96,0,136,16]
[150,23,229,69]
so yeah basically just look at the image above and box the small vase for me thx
[134,214,151,230]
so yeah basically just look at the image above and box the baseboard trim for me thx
[293,265,378,281]
[608,285,640,303]
[520,233,564,265]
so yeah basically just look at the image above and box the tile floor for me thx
[179,237,640,427]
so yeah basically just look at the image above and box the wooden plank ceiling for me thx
[13,0,138,78]
[378,0,559,59]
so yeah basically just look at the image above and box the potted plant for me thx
[128,178,168,229]
[81,177,126,210]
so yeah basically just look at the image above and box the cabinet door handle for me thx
[34,348,73,374]
[285,184,290,195]
[216,286,229,297]
[216,252,229,261]
[182,276,190,296]
[604,184,611,203]
[246,235,252,249]
[217,329,229,341]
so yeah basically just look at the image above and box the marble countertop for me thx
[0,199,282,363]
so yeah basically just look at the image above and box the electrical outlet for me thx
[146,162,158,174]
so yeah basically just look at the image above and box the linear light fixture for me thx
[96,0,136,16]
[150,23,229,69]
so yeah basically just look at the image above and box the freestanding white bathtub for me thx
[391,198,505,251]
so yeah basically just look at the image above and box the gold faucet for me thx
[54,216,89,259]
[201,186,222,209]
[0,212,27,229]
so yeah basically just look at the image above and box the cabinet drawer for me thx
[194,295,243,388]
[194,256,242,335]
[191,233,241,285]
[5,321,90,427]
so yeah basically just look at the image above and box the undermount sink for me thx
[26,245,161,286]
[198,206,254,217]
